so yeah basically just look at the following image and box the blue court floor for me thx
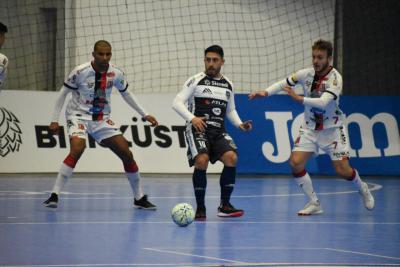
[0,174,399,267]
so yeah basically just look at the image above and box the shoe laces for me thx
[221,202,234,210]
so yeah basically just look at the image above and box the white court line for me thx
[0,191,114,196]
[143,246,326,250]
[2,264,400,267]
[144,246,400,262]
[325,247,400,261]
[145,246,400,262]
[0,263,217,267]
[142,247,249,264]
[0,221,399,226]
[0,182,382,200]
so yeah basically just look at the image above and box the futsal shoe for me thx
[134,195,157,210]
[359,182,375,210]
[195,205,206,221]
[217,202,244,217]
[297,200,323,215]
[43,193,58,208]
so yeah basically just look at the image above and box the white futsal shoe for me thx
[359,182,375,210]
[297,200,323,216]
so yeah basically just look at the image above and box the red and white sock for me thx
[124,161,144,200]
[350,168,363,190]
[51,154,77,195]
[294,169,319,203]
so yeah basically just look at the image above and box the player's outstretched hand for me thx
[248,91,267,100]
[143,115,159,127]
[191,116,207,133]
[239,120,253,131]
[282,86,303,103]
[49,122,60,135]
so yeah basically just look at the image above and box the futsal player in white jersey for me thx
[43,40,158,209]
[249,39,374,215]
[0,22,8,91]
[173,45,252,220]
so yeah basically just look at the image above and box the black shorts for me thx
[185,126,237,167]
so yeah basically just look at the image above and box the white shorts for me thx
[292,125,350,161]
[66,118,122,143]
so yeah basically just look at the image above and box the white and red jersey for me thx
[62,62,130,121]
[0,53,8,89]
[266,67,345,130]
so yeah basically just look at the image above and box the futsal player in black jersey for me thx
[173,45,252,220]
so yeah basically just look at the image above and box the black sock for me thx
[220,166,236,205]
[192,168,207,206]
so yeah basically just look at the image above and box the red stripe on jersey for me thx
[311,66,333,130]
[97,72,107,121]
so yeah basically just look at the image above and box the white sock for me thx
[351,169,363,191]
[294,171,319,203]
[51,163,74,195]
[126,171,144,200]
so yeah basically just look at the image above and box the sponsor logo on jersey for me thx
[211,99,227,107]
[333,73,338,86]
[106,119,115,126]
[212,107,221,115]
[204,80,211,85]
[202,88,213,94]
[206,121,221,128]
[211,80,229,88]
[0,107,23,157]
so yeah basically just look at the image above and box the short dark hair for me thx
[205,45,224,58]
[0,22,8,33]
[94,40,111,51]
[312,39,333,57]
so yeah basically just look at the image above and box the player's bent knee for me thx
[289,157,303,171]
[194,154,209,169]
[222,151,237,166]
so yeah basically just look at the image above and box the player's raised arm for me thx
[248,70,306,100]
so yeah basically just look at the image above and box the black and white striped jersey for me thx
[173,72,242,131]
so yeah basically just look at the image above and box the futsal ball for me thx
[171,203,195,227]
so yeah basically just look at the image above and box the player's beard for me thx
[95,62,109,72]
[314,61,330,76]
[206,66,221,78]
